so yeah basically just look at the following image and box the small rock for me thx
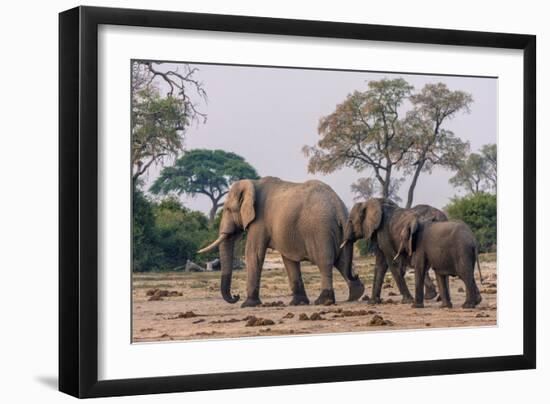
[476,312,490,318]
[299,313,309,321]
[282,312,295,319]
[425,323,431,327]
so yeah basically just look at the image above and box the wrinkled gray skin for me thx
[395,215,483,309]
[199,177,364,307]
[343,199,447,304]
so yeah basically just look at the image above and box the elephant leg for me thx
[424,270,438,300]
[389,263,414,304]
[240,239,267,308]
[282,256,309,305]
[314,261,335,305]
[461,270,480,309]
[435,273,452,308]
[412,257,427,308]
[334,261,365,302]
[368,252,387,304]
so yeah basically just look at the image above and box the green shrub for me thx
[445,193,497,252]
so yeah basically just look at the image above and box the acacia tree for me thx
[150,149,259,224]
[481,143,497,191]
[402,83,472,208]
[351,177,403,203]
[449,143,497,195]
[131,61,207,183]
[303,79,414,198]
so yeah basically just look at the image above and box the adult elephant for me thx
[198,177,365,307]
[342,199,447,304]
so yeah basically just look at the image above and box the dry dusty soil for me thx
[132,252,497,342]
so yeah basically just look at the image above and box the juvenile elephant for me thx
[198,177,365,307]
[395,214,483,308]
[342,199,446,304]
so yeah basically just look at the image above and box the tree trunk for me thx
[406,160,424,208]
[208,204,218,226]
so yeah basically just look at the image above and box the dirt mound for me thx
[282,312,295,319]
[245,316,275,327]
[261,301,286,307]
[333,309,375,318]
[481,288,497,294]
[211,318,241,324]
[146,288,182,300]
[369,315,394,326]
[299,312,325,321]
[170,311,200,319]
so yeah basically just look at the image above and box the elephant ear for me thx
[238,180,256,230]
[363,199,383,241]
[399,214,419,256]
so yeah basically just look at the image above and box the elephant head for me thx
[198,179,256,303]
[395,213,419,260]
[343,199,385,245]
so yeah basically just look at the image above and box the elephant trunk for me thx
[219,234,240,304]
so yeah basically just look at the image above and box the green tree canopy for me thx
[445,193,496,252]
[402,83,472,207]
[131,61,207,182]
[449,143,497,195]
[303,78,414,199]
[150,149,260,223]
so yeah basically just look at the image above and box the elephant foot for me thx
[424,288,438,300]
[366,297,382,305]
[347,280,365,301]
[314,289,335,306]
[462,301,476,309]
[400,296,414,304]
[436,294,442,302]
[475,294,483,305]
[440,301,453,309]
[289,295,310,306]
[241,297,262,308]
[411,302,425,309]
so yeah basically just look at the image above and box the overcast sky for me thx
[142,62,497,212]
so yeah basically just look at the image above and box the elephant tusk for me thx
[339,240,348,249]
[392,252,400,262]
[197,234,228,254]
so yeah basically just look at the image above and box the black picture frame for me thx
[59,6,536,398]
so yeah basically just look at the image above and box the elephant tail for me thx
[475,246,484,285]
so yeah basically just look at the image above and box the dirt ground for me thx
[132,252,497,342]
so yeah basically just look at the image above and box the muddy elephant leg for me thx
[282,256,309,305]
[240,238,267,308]
[435,273,452,308]
[389,263,414,304]
[368,251,387,304]
[424,271,438,300]
[314,261,335,305]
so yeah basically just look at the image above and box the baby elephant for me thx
[395,214,483,309]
